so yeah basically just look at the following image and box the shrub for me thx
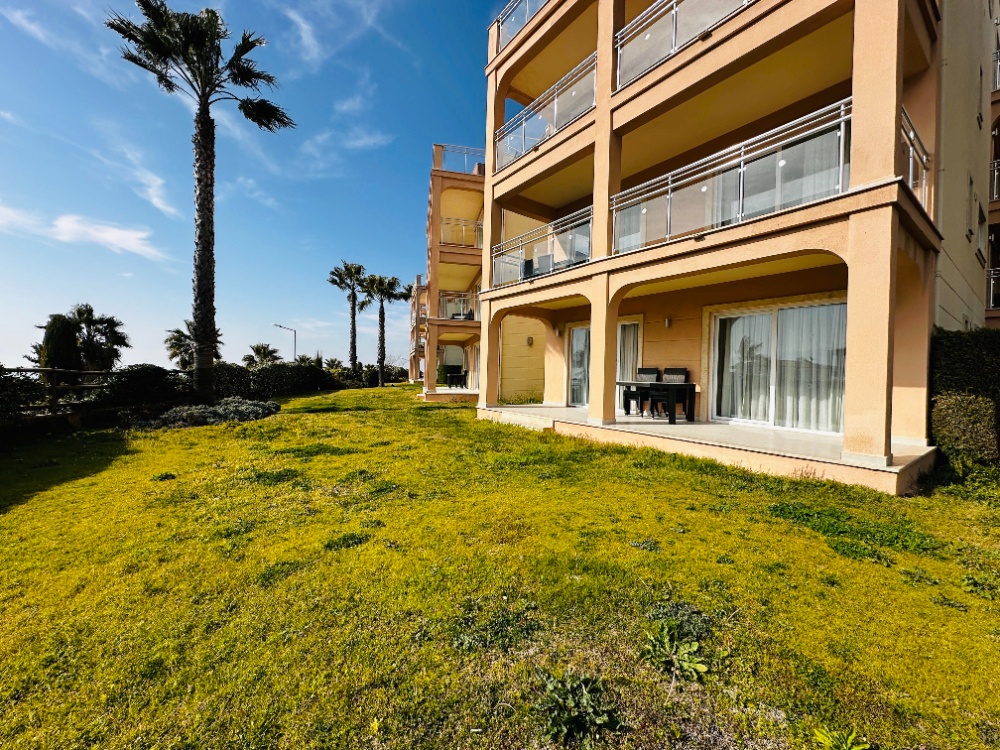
[931,393,998,474]
[145,398,280,429]
[214,361,253,399]
[536,669,624,748]
[0,367,45,423]
[813,727,870,750]
[640,620,709,686]
[250,363,339,399]
[931,328,1000,469]
[96,364,186,407]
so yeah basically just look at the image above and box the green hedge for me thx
[249,363,339,399]
[0,367,45,424]
[94,365,187,408]
[930,327,1000,470]
[214,362,253,399]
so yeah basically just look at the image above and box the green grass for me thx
[1,385,999,749]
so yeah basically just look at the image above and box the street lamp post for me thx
[273,323,297,360]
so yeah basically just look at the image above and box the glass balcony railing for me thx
[994,50,1000,93]
[900,108,930,208]
[410,304,427,327]
[612,100,852,254]
[990,269,1000,311]
[497,0,550,51]
[436,292,481,321]
[616,0,755,89]
[435,145,487,175]
[492,208,593,288]
[440,218,483,248]
[496,54,597,171]
[991,160,1000,203]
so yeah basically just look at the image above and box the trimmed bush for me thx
[930,327,1000,469]
[931,394,999,473]
[250,363,339,399]
[214,362,253,399]
[145,398,280,429]
[0,367,45,424]
[95,364,187,408]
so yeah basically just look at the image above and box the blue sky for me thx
[0,0,502,368]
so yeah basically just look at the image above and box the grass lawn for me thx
[1,385,999,749]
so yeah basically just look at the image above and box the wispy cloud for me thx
[0,111,15,124]
[122,148,180,218]
[0,6,130,87]
[334,68,375,115]
[0,199,167,261]
[235,176,279,210]
[276,0,406,70]
[342,127,394,150]
[284,9,324,66]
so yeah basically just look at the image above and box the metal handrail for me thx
[616,0,755,89]
[439,145,487,175]
[491,208,593,288]
[989,268,1000,310]
[440,218,483,248]
[994,50,1000,93]
[612,99,852,253]
[435,292,481,321]
[495,54,598,170]
[900,107,930,207]
[497,0,551,51]
[991,160,1000,202]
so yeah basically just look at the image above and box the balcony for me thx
[441,218,483,248]
[435,292,481,321]
[992,161,1000,203]
[496,54,598,171]
[616,0,755,90]
[991,269,1000,311]
[497,0,551,52]
[410,334,426,354]
[411,303,427,327]
[434,144,487,175]
[994,50,1000,93]
[900,108,930,209]
[492,208,593,288]
[612,100,852,254]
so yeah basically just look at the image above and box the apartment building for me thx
[475,0,992,494]
[409,144,547,402]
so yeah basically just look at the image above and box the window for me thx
[713,302,847,433]
[978,205,988,266]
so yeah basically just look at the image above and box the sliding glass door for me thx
[569,326,590,406]
[616,322,640,412]
[713,302,847,433]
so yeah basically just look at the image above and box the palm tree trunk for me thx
[377,300,386,387]
[191,103,217,403]
[349,291,359,372]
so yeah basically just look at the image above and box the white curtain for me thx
[617,323,640,412]
[716,313,772,422]
[775,303,847,432]
[570,327,591,406]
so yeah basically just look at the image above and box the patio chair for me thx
[650,368,690,421]
[623,368,659,416]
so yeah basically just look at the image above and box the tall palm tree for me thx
[107,1,294,402]
[165,320,223,370]
[242,343,281,369]
[360,276,412,387]
[69,304,131,371]
[327,261,367,372]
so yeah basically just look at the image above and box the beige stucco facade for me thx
[470,0,992,493]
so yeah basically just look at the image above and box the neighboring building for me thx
[474,0,993,494]
[988,0,1000,328]
[409,144,546,402]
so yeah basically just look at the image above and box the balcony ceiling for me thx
[437,261,481,293]
[620,13,854,182]
[508,3,598,104]
[518,152,596,209]
[441,187,484,221]
[503,210,547,242]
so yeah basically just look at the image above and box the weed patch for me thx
[257,560,307,587]
[271,444,360,460]
[324,532,371,551]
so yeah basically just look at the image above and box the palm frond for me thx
[227,58,277,92]
[238,98,295,131]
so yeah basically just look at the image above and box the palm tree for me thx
[242,343,281,369]
[165,320,223,370]
[327,261,367,372]
[107,1,294,402]
[69,304,131,371]
[359,276,412,387]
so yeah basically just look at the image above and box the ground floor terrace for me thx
[478,190,940,495]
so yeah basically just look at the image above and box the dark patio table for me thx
[616,381,696,424]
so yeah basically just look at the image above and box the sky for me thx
[0,0,504,368]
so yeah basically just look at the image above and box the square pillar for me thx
[842,207,899,465]
[591,0,625,261]
[891,242,936,445]
[587,274,619,425]
[482,69,504,290]
[424,324,439,395]
[850,0,905,186]
[477,300,501,407]
[543,321,566,405]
